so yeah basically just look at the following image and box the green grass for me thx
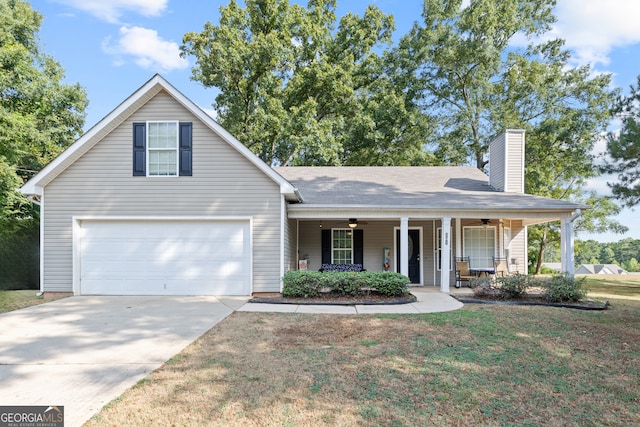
[583,276,640,299]
[85,276,640,426]
[0,290,45,313]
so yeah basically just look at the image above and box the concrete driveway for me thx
[0,295,247,427]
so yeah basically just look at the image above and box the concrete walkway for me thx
[0,295,247,427]
[238,287,464,314]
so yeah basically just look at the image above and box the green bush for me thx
[539,265,556,275]
[544,274,587,303]
[281,270,410,298]
[327,272,365,296]
[366,271,410,296]
[496,273,531,299]
[282,270,323,297]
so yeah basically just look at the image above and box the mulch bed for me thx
[455,293,610,310]
[250,291,418,306]
[250,291,610,310]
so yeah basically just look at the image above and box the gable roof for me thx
[20,74,299,200]
[276,166,586,220]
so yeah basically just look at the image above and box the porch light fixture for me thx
[348,218,358,229]
[481,218,490,227]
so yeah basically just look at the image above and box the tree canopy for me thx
[0,0,87,231]
[181,0,432,166]
[603,75,640,207]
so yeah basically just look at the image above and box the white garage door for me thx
[79,220,251,295]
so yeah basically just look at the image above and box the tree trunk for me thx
[535,227,547,275]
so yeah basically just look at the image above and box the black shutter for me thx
[132,122,146,176]
[179,122,192,176]
[353,229,364,264]
[321,229,331,264]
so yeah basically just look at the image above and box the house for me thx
[541,263,562,273]
[20,75,586,296]
[575,264,628,275]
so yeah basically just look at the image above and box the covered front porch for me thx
[288,213,578,293]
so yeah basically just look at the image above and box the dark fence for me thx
[0,227,39,290]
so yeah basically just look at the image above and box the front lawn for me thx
[86,282,640,426]
[582,274,640,300]
[0,290,45,314]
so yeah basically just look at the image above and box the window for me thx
[332,229,353,264]
[321,229,363,265]
[148,121,178,176]
[133,121,192,177]
[463,227,496,269]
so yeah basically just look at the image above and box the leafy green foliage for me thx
[282,270,324,297]
[0,0,86,289]
[473,274,534,299]
[544,274,587,303]
[282,270,409,298]
[496,274,532,299]
[364,271,410,296]
[603,74,640,207]
[181,0,432,166]
[528,191,628,274]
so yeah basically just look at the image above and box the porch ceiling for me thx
[285,205,578,223]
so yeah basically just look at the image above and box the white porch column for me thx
[455,218,462,259]
[400,217,409,277]
[441,216,451,293]
[561,216,576,277]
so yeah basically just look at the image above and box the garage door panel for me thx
[79,220,251,296]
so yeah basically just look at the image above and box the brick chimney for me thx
[489,129,525,193]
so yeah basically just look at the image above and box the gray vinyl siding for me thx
[296,220,438,285]
[509,220,528,274]
[489,129,525,194]
[42,90,282,293]
[505,130,525,193]
[489,132,506,191]
[284,218,297,273]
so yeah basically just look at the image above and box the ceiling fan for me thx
[346,218,368,228]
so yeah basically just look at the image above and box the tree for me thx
[575,239,602,265]
[181,0,431,166]
[396,0,618,273]
[603,75,640,207]
[0,0,87,287]
[528,192,627,273]
[396,0,559,168]
[624,258,639,273]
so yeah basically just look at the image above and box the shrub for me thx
[544,274,587,303]
[281,270,410,298]
[330,272,365,296]
[365,271,410,296]
[496,273,531,299]
[472,276,500,298]
[282,270,323,297]
[539,265,557,275]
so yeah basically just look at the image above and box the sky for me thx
[32,0,640,243]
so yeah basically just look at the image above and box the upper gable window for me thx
[148,121,178,176]
[133,121,192,177]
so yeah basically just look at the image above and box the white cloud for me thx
[52,0,167,23]
[102,26,189,73]
[553,0,640,67]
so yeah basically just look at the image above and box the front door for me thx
[396,229,421,284]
